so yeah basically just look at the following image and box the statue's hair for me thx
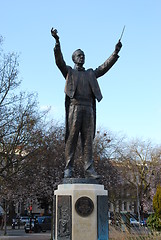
[72,49,84,63]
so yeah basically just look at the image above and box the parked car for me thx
[37,216,52,232]
[12,218,20,229]
[130,218,140,226]
[20,216,29,225]
[140,218,147,226]
[24,218,34,233]
[12,218,17,229]
[24,216,52,233]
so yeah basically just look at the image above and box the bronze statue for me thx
[51,28,122,179]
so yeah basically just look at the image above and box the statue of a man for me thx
[51,28,122,179]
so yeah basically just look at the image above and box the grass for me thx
[109,225,161,240]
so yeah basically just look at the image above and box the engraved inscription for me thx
[97,195,108,239]
[75,196,94,217]
[57,196,71,240]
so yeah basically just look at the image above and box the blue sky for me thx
[0,0,161,144]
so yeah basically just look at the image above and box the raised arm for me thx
[51,28,68,79]
[94,40,122,78]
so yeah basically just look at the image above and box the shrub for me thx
[153,185,161,217]
[147,213,161,231]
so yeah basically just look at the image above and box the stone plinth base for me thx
[54,181,108,240]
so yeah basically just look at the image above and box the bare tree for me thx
[119,138,161,217]
[12,123,65,240]
[0,36,49,234]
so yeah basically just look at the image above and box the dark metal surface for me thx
[75,197,94,217]
[97,195,108,240]
[51,28,122,179]
[62,178,100,184]
[54,195,56,238]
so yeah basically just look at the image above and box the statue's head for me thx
[72,49,85,66]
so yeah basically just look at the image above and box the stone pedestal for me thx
[54,180,108,240]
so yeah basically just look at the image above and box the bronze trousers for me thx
[65,104,94,171]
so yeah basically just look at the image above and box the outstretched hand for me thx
[51,28,59,42]
[115,40,122,54]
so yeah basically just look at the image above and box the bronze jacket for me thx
[54,43,119,102]
[53,43,119,140]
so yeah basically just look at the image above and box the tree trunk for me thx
[50,195,55,240]
[4,200,7,235]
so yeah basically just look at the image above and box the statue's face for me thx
[73,50,85,66]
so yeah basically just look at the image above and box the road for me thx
[0,228,51,240]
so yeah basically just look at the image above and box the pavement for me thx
[0,234,51,240]
[0,227,52,240]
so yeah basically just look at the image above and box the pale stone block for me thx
[54,184,108,240]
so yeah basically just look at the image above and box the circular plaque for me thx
[75,196,94,217]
